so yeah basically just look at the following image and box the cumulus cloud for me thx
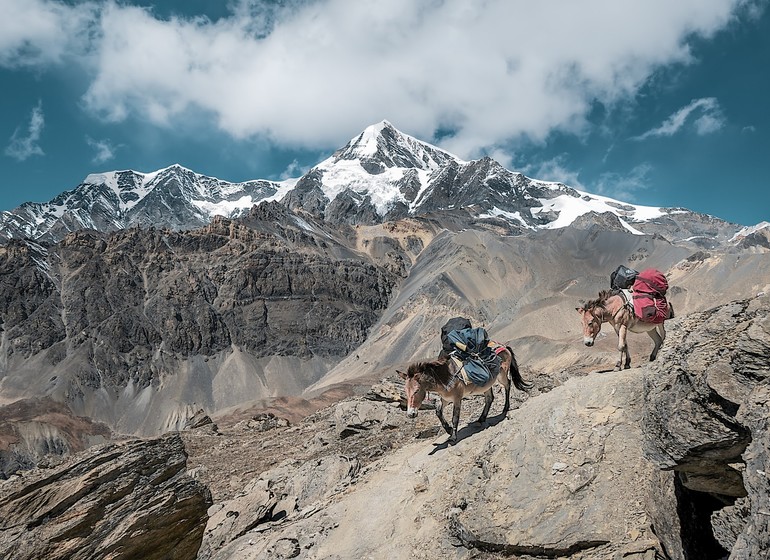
[0,0,97,68]
[0,0,749,158]
[86,136,118,164]
[525,157,653,202]
[5,101,45,161]
[632,97,726,140]
[592,164,655,201]
[522,156,588,191]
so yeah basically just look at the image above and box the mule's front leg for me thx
[450,399,461,442]
[434,398,453,435]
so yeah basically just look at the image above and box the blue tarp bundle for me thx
[446,327,501,386]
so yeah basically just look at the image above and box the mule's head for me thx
[576,305,602,347]
[397,365,428,419]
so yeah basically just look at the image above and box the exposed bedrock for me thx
[644,295,770,559]
[0,434,211,560]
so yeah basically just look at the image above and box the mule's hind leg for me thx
[502,375,512,415]
[434,398,453,435]
[615,325,631,370]
[647,326,664,361]
[477,389,494,424]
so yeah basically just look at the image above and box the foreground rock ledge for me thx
[0,434,211,560]
[204,369,664,559]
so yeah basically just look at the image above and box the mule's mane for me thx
[583,289,617,311]
[407,359,453,386]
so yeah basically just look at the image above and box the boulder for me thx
[0,434,211,560]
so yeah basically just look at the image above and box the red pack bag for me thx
[633,268,668,296]
[632,268,669,323]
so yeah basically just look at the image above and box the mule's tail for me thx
[507,346,532,391]
[668,301,675,319]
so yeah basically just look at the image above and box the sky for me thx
[1,0,769,226]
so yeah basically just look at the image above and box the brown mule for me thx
[577,290,673,370]
[397,345,530,443]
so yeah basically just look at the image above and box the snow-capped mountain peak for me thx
[330,120,461,172]
[0,165,283,243]
[0,121,747,245]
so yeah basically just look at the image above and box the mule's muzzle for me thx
[406,408,418,419]
[583,338,594,347]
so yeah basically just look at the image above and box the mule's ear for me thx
[396,369,407,379]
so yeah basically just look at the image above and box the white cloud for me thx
[86,136,118,164]
[0,0,97,68]
[279,159,308,180]
[632,97,725,140]
[5,101,45,161]
[524,156,653,202]
[592,164,655,201]
[0,0,749,158]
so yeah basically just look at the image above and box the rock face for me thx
[644,295,770,559]
[0,202,401,435]
[0,434,211,560]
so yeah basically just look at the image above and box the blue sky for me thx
[1,0,768,226]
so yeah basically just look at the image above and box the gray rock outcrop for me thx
[644,295,770,559]
[0,203,401,436]
[0,434,211,560]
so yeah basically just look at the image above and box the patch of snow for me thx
[478,207,536,229]
[731,221,770,241]
[532,189,665,229]
[192,195,255,217]
[316,159,410,215]
[292,214,330,238]
[84,171,118,190]
[262,178,299,203]
[408,170,437,211]
[354,121,389,156]
[618,218,645,235]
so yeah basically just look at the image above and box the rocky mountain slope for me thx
[1,120,769,558]
[3,295,767,559]
[0,202,403,442]
[0,165,287,243]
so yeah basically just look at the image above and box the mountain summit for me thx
[331,120,460,172]
[0,122,744,245]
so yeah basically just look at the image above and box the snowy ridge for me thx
[0,164,284,242]
[0,121,751,245]
[731,221,770,241]
[533,188,665,231]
